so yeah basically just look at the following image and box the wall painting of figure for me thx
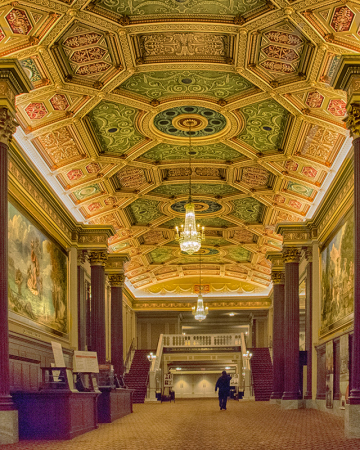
[8,202,68,336]
[320,211,354,337]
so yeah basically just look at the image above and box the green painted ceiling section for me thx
[287,181,314,197]
[140,142,245,162]
[178,256,223,264]
[150,183,240,197]
[227,247,251,262]
[162,217,236,228]
[73,184,101,201]
[203,237,231,246]
[149,247,174,264]
[237,100,289,152]
[231,198,265,223]
[98,0,266,16]
[20,59,41,83]
[127,198,163,225]
[118,70,254,101]
[87,101,144,155]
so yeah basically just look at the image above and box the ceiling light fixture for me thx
[175,120,205,255]
[192,249,208,321]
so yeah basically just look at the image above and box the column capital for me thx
[88,250,108,266]
[345,102,360,139]
[304,246,313,263]
[77,249,87,266]
[271,271,285,285]
[0,108,18,146]
[283,247,302,264]
[108,273,125,287]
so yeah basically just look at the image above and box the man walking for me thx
[215,370,231,410]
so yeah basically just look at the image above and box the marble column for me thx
[89,251,108,365]
[0,61,31,445]
[282,248,302,408]
[0,109,17,414]
[108,274,125,378]
[304,248,313,400]
[77,250,87,351]
[270,270,285,402]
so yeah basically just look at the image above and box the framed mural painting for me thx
[8,202,69,338]
[320,210,354,337]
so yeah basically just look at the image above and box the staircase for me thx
[249,348,273,401]
[124,349,153,403]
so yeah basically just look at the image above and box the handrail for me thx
[123,338,135,376]
[162,333,243,348]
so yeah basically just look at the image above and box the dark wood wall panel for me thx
[9,331,73,392]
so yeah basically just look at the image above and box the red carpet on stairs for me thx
[124,349,154,403]
[249,347,273,401]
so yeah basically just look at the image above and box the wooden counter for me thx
[12,390,99,440]
[97,388,133,423]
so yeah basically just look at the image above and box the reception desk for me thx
[13,390,99,440]
[97,388,133,423]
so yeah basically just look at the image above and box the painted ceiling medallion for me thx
[171,199,222,215]
[154,106,226,138]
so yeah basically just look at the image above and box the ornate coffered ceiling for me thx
[4,0,355,298]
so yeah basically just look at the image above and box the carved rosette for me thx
[108,273,125,287]
[345,103,360,138]
[271,271,285,285]
[0,107,18,146]
[283,247,301,264]
[88,251,108,266]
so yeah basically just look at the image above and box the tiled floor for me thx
[4,399,360,450]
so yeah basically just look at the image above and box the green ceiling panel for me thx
[97,0,266,16]
[237,100,289,152]
[149,247,174,264]
[203,237,231,246]
[227,247,251,262]
[231,198,265,223]
[87,101,144,155]
[150,183,240,197]
[118,70,254,101]
[162,217,235,228]
[178,256,223,264]
[127,198,163,225]
[73,184,101,201]
[287,181,314,197]
[141,142,244,162]
[20,58,42,83]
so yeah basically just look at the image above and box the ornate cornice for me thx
[0,60,32,114]
[283,247,302,264]
[88,250,108,266]
[105,253,130,273]
[108,273,125,287]
[271,271,285,285]
[0,108,18,146]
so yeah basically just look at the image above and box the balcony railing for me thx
[162,333,243,348]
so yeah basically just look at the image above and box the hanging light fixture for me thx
[192,250,208,321]
[175,121,205,255]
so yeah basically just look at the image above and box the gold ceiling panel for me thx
[3,0,353,298]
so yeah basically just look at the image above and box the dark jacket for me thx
[215,374,231,394]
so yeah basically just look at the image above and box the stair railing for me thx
[123,338,135,376]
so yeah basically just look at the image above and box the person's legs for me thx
[222,394,228,410]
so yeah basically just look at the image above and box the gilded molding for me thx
[283,247,301,264]
[108,273,125,287]
[271,271,284,285]
[77,249,87,266]
[0,108,18,146]
[304,247,313,263]
[88,250,108,266]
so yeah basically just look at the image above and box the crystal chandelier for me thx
[175,121,205,254]
[192,250,208,321]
